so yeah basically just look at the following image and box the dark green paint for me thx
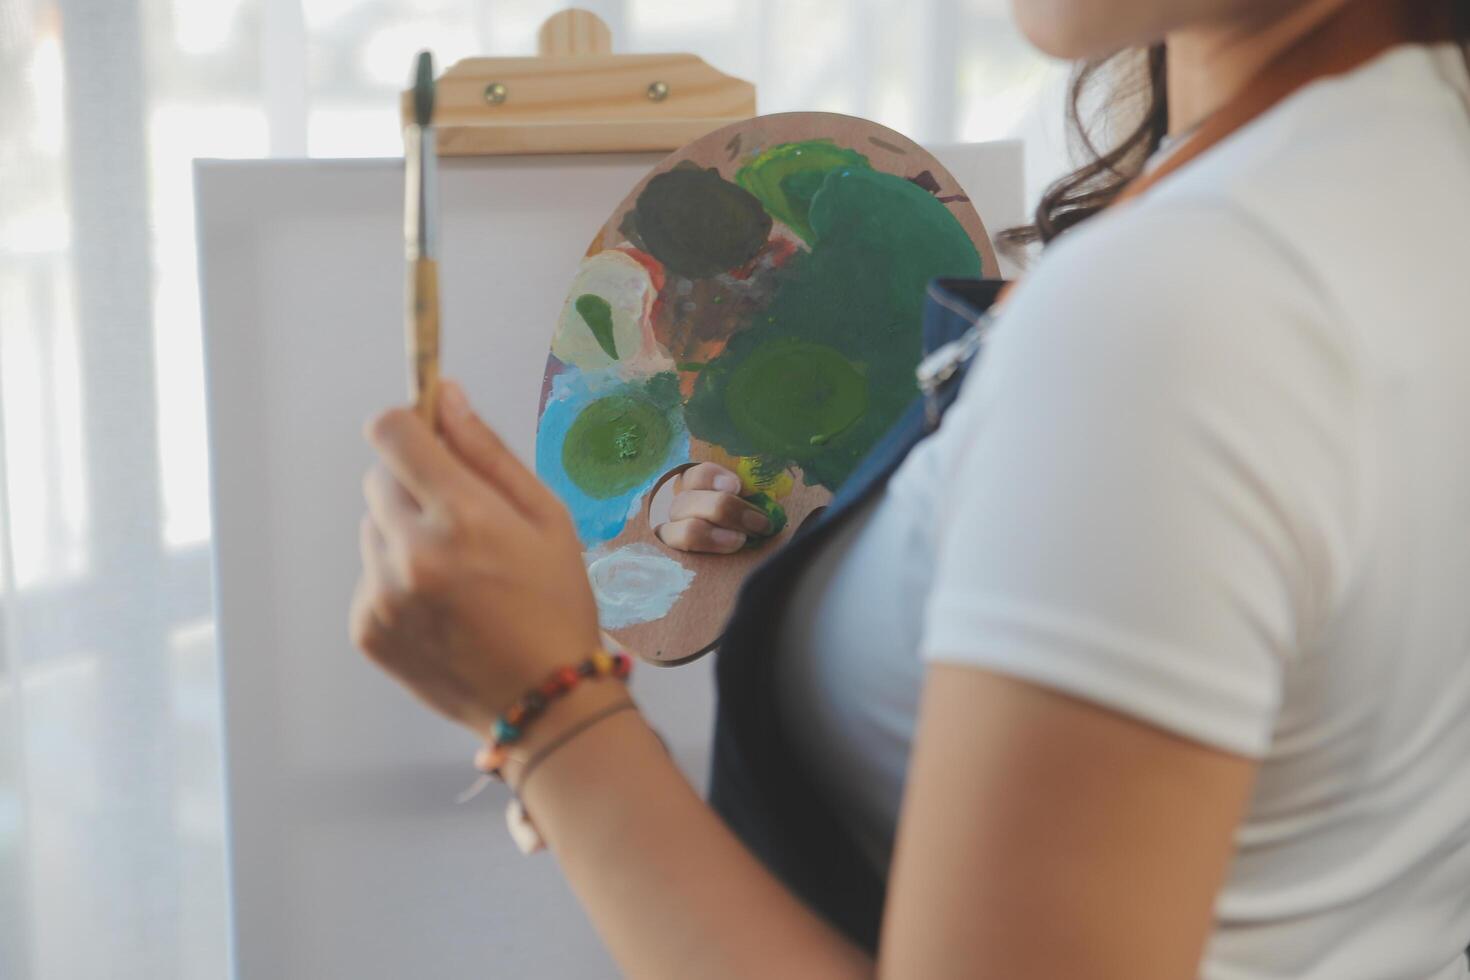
[687,166,981,489]
[644,371,682,410]
[631,166,771,278]
[562,392,673,499]
[574,293,619,360]
[735,140,871,244]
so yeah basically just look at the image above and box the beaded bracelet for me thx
[502,698,639,854]
[478,649,632,773]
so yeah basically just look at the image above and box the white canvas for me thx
[195,141,1024,978]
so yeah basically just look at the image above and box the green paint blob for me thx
[574,293,619,360]
[643,371,682,410]
[736,140,871,244]
[561,393,673,499]
[740,492,788,549]
[687,166,981,489]
[631,166,772,278]
[722,340,868,457]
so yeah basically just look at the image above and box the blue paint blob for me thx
[536,366,689,545]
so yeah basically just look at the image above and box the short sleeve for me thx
[919,199,1362,757]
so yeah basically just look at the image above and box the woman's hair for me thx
[1003,0,1470,251]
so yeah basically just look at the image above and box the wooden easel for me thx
[401,9,757,156]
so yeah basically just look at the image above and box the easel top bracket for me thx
[401,9,757,156]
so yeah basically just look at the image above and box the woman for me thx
[351,0,1470,975]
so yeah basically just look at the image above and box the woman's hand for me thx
[349,380,601,738]
[656,463,771,554]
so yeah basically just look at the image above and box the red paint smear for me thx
[619,246,666,292]
[617,246,669,327]
[728,235,799,281]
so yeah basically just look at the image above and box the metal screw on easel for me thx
[484,82,508,105]
[647,80,669,102]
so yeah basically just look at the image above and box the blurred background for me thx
[0,1,1066,976]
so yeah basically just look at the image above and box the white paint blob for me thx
[586,543,694,629]
[551,249,670,375]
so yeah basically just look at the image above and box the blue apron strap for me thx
[925,277,1007,351]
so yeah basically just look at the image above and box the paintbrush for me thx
[404,50,440,425]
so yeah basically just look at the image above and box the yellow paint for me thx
[699,446,794,498]
[735,456,793,498]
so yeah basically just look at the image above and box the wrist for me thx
[508,692,663,847]
[497,674,635,787]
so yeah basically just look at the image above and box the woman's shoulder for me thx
[1140,43,1470,311]
[1163,42,1468,205]
[1003,41,1470,377]
[964,196,1360,528]
[996,196,1336,377]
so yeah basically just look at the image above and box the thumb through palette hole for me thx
[646,463,695,532]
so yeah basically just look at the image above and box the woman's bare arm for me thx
[880,665,1257,979]
[357,399,1259,979]
[510,664,1255,979]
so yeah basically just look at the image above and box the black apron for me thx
[707,0,1468,952]
[708,277,1009,951]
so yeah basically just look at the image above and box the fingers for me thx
[660,464,770,553]
[351,516,394,654]
[657,518,746,554]
[669,489,772,536]
[363,464,419,542]
[676,462,743,495]
[436,379,560,525]
[359,511,387,565]
[366,407,475,511]
[348,576,379,654]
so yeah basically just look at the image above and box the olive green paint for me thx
[561,392,674,499]
[735,139,870,244]
[574,293,619,360]
[722,339,868,456]
[631,165,771,278]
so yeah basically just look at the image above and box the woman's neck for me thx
[1164,0,1352,135]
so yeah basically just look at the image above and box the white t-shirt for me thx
[777,43,1470,980]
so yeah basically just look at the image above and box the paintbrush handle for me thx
[407,255,441,425]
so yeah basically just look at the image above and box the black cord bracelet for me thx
[510,698,639,797]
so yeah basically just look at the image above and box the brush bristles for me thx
[413,51,435,127]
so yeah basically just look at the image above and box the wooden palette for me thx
[535,111,996,664]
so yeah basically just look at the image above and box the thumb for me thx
[437,379,560,524]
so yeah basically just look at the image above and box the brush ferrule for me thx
[403,124,438,260]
